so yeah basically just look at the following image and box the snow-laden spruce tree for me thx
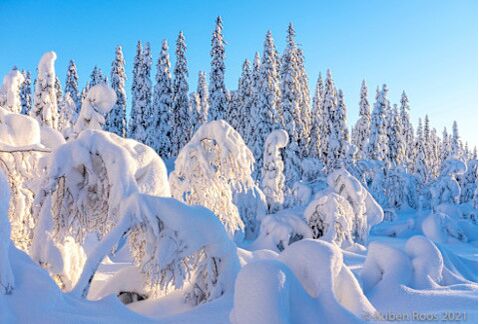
[279,23,303,185]
[197,71,209,126]
[261,129,288,213]
[399,91,415,171]
[129,41,152,144]
[296,47,312,158]
[57,93,77,133]
[0,169,14,295]
[147,40,173,158]
[367,84,389,162]
[171,32,192,157]
[251,32,282,179]
[233,60,253,140]
[387,104,405,166]
[225,90,239,130]
[0,69,24,113]
[414,118,429,188]
[352,80,371,160]
[245,53,261,149]
[31,51,59,129]
[450,120,461,159]
[64,60,81,113]
[20,70,32,115]
[326,88,349,172]
[320,69,337,165]
[170,120,262,241]
[461,148,478,203]
[309,73,323,159]
[105,46,127,137]
[189,91,201,133]
[54,76,63,110]
[208,16,228,121]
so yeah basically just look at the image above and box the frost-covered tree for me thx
[326,88,349,171]
[31,51,59,129]
[296,47,312,158]
[245,53,261,149]
[352,80,371,159]
[414,118,429,186]
[208,16,228,121]
[441,127,451,164]
[19,70,32,115]
[171,32,192,157]
[387,104,405,166]
[450,121,461,159]
[57,93,77,133]
[0,70,24,113]
[261,130,288,212]
[64,60,80,112]
[105,46,127,137]
[279,24,303,184]
[197,71,209,126]
[129,41,152,144]
[251,32,282,178]
[367,84,389,162]
[148,40,173,158]
[309,73,323,159]
[399,91,414,171]
[225,90,240,131]
[170,120,260,241]
[320,69,337,165]
[234,60,253,140]
[189,91,201,133]
[55,76,63,111]
[461,148,477,203]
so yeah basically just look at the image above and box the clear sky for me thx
[0,0,477,146]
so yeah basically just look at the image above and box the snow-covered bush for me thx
[0,107,48,251]
[430,159,465,209]
[31,130,170,288]
[252,210,312,252]
[0,169,14,295]
[261,129,288,213]
[71,84,117,138]
[305,191,354,247]
[0,70,25,113]
[326,168,384,243]
[301,157,324,182]
[170,120,261,241]
[230,240,377,323]
[421,211,467,243]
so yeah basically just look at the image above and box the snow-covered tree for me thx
[326,85,349,172]
[189,91,201,133]
[245,53,261,149]
[225,89,240,131]
[309,73,323,159]
[208,16,228,121]
[170,120,257,241]
[19,70,32,115]
[234,60,253,140]
[399,91,414,171]
[387,104,405,166]
[31,51,59,129]
[320,69,337,165]
[171,32,192,157]
[450,121,461,159]
[296,47,312,158]
[197,71,209,126]
[414,118,429,186]
[367,84,389,162]
[55,76,63,110]
[57,93,77,133]
[261,130,288,212]
[147,40,173,158]
[105,46,127,137]
[64,60,80,112]
[461,148,478,203]
[352,80,371,159]
[251,32,282,178]
[0,69,24,113]
[279,24,302,184]
[129,41,152,144]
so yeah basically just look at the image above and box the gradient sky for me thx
[0,0,477,146]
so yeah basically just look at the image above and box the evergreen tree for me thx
[55,76,63,110]
[367,84,389,161]
[387,104,405,166]
[414,118,428,184]
[19,70,32,115]
[352,80,371,160]
[441,127,451,163]
[235,60,253,141]
[450,120,461,159]
[245,53,261,150]
[189,91,201,133]
[197,71,209,126]
[461,147,478,203]
[64,60,81,112]
[106,45,127,137]
[251,31,282,179]
[279,23,302,183]
[171,32,192,157]
[296,47,312,157]
[32,52,59,129]
[326,88,349,171]
[208,16,228,121]
[129,41,152,144]
[400,91,414,171]
[309,73,323,159]
[148,40,173,158]
[321,69,337,166]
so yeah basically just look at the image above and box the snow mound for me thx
[230,239,377,323]
[0,107,42,148]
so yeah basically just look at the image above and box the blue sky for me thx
[0,0,477,146]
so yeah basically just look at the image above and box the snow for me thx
[0,69,25,113]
